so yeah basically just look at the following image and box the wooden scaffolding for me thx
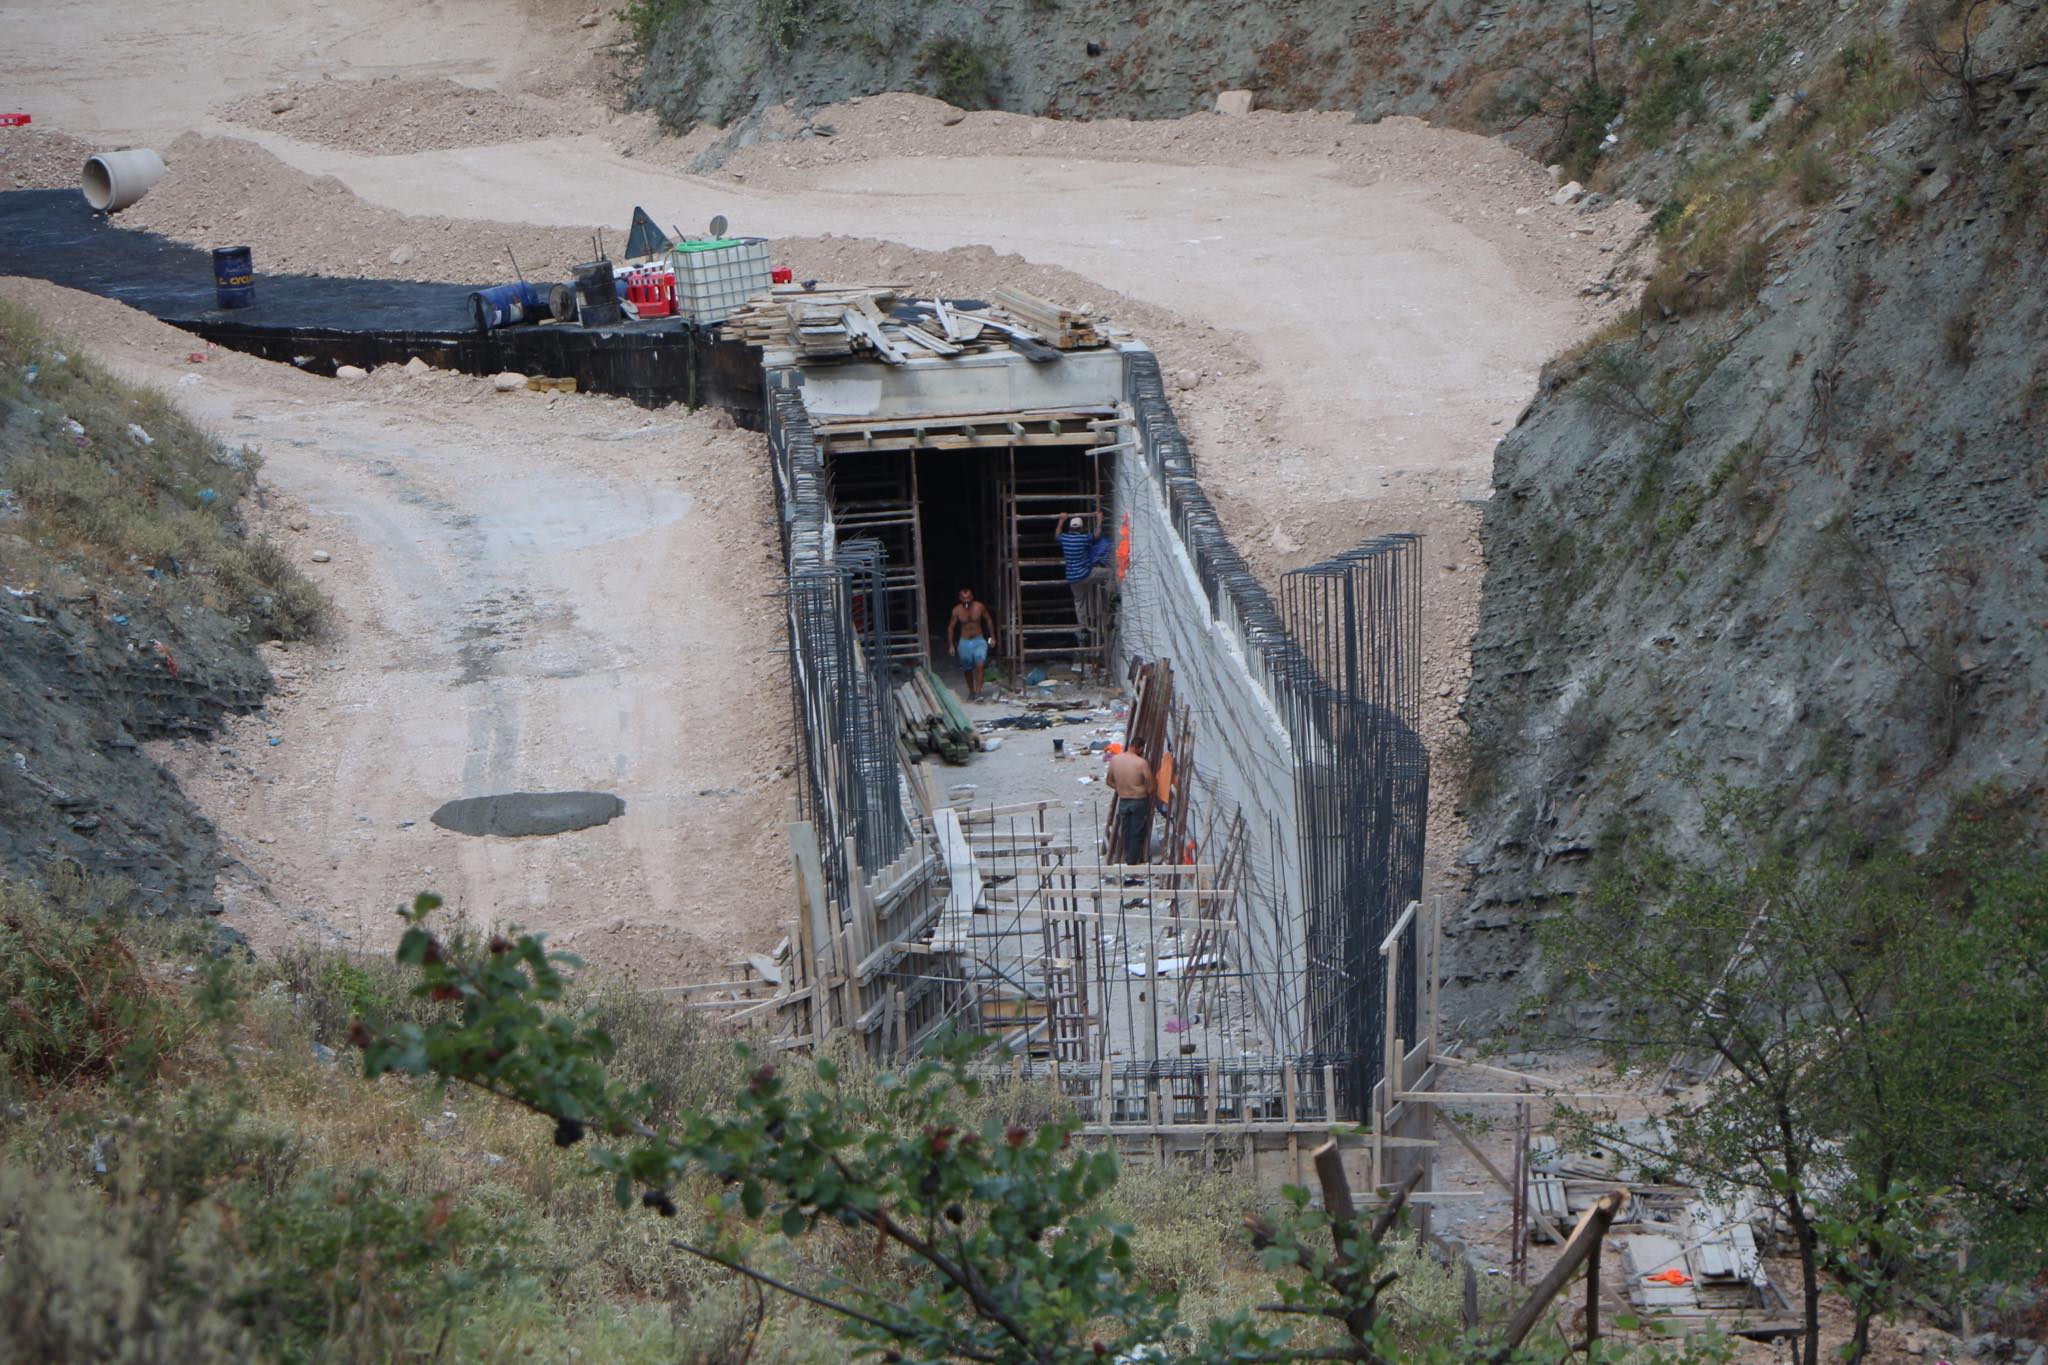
[996,445,1110,682]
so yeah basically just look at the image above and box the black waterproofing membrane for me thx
[0,190,764,414]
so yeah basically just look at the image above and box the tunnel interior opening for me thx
[824,440,1114,684]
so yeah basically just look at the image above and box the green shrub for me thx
[224,1168,528,1358]
[0,1163,253,1361]
[1100,1161,1253,1295]
[0,880,175,1093]
[1550,79,1623,180]
[1630,44,1714,146]
[1783,145,1845,204]
[614,0,700,50]
[916,36,1007,110]
[1649,195,1689,237]
[759,0,810,53]
[579,978,739,1127]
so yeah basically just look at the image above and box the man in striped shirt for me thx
[1058,512,1112,640]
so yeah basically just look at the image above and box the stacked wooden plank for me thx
[897,666,977,765]
[721,285,904,357]
[988,287,1102,350]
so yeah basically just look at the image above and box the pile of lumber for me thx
[897,666,977,765]
[987,288,1101,350]
[721,285,901,357]
[722,284,1104,364]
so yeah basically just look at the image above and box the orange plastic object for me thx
[1643,1268,1692,1287]
[1116,513,1131,581]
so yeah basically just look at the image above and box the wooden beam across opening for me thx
[816,407,1119,455]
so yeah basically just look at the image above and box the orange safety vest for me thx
[1116,513,1131,581]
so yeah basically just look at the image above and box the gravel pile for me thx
[217,76,582,156]
[0,126,95,190]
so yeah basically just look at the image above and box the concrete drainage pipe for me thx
[82,149,167,213]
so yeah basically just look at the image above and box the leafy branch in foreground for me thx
[357,894,1734,1364]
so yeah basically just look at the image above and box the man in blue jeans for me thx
[1105,738,1155,867]
[947,585,996,702]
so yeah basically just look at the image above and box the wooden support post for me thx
[1101,1056,1114,1127]
[1383,959,1401,1104]
[1206,1057,1220,1126]
[1283,1066,1301,1186]
[1145,933,1160,1062]
[835,929,854,1036]
[1370,1079,1385,1192]
[788,822,833,1041]
[894,989,908,1060]
[1586,1229,1602,1348]
[845,837,875,970]
[1493,1191,1626,1361]
[1312,1139,1355,1233]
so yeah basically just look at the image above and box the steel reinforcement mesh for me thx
[1123,352,1429,1117]
[769,386,908,909]
[1278,539,1429,1116]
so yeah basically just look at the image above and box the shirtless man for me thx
[1105,738,1155,867]
[946,586,996,702]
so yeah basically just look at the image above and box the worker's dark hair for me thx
[1126,735,1145,754]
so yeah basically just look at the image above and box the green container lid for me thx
[672,238,749,253]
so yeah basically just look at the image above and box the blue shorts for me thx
[957,636,989,667]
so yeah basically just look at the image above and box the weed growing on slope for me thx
[0,297,328,640]
[614,0,701,52]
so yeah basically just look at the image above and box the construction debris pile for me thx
[1517,1134,1795,1339]
[724,285,1106,364]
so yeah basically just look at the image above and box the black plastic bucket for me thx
[211,245,254,310]
[573,260,620,327]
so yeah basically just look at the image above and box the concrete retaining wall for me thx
[1116,345,1309,1051]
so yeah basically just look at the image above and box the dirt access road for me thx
[4,0,1640,961]
[0,278,790,981]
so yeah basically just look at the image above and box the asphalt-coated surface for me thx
[430,791,625,837]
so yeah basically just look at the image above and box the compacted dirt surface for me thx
[2,0,1644,971]
[0,278,790,982]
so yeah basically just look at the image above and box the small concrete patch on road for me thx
[430,791,624,837]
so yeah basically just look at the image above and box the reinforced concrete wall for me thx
[1115,346,1310,1052]
[1115,348,1428,1108]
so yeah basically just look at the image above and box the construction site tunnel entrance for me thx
[822,438,1115,682]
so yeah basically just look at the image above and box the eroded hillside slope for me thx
[1448,0,2047,1020]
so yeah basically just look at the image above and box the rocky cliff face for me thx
[1446,5,2048,1024]
[629,0,1614,131]
[0,589,270,915]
